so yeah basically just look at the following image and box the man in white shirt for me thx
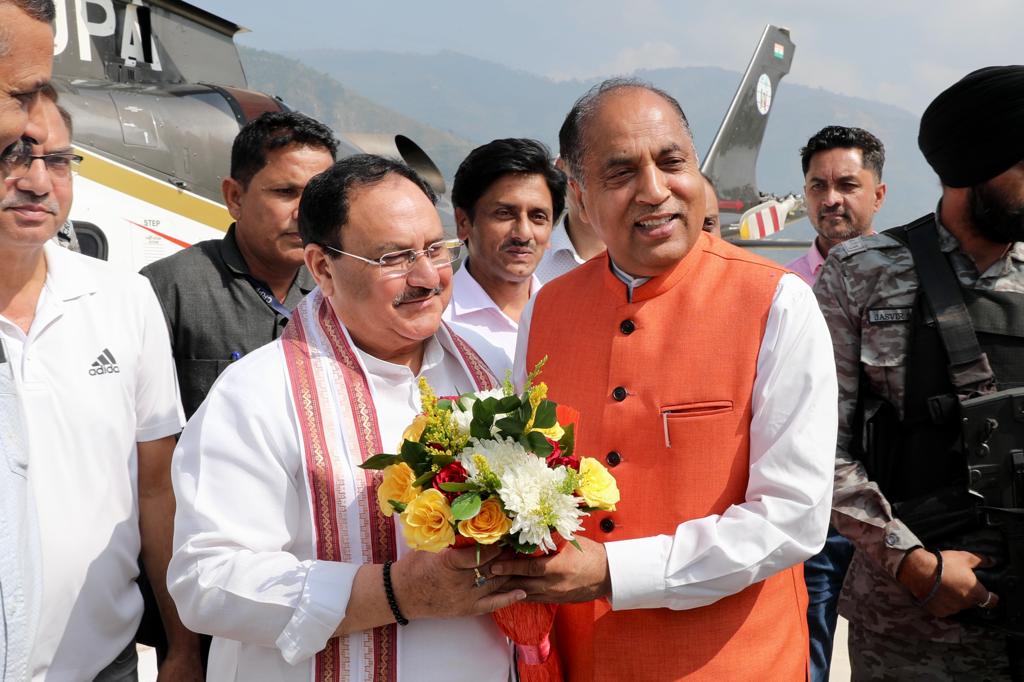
[169,155,523,682]
[0,3,53,678]
[444,139,565,376]
[0,93,198,678]
[534,157,605,284]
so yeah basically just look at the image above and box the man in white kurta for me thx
[443,264,542,378]
[168,156,520,681]
[443,139,565,377]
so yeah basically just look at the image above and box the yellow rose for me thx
[577,457,620,511]
[401,414,429,446]
[400,489,455,552]
[377,462,420,517]
[530,423,564,442]
[457,498,512,545]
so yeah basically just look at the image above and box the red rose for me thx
[545,438,579,470]
[432,461,469,502]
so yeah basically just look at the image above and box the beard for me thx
[969,182,1024,243]
[813,211,864,243]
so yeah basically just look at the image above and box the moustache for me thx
[393,286,444,307]
[502,237,535,252]
[818,208,847,220]
[0,190,58,214]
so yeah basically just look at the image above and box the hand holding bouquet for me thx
[361,364,619,557]
[360,363,620,682]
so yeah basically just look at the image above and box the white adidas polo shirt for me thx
[0,242,184,679]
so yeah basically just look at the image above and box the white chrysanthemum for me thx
[451,408,474,437]
[451,389,508,436]
[499,456,586,552]
[459,437,532,480]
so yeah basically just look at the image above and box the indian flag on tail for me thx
[739,196,800,240]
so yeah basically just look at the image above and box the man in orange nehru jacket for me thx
[494,77,839,680]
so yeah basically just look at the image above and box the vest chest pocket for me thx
[660,400,734,448]
[860,314,910,368]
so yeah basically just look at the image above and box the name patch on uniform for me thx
[868,307,912,324]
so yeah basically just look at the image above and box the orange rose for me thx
[457,498,512,545]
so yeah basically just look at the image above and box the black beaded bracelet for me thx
[917,549,944,606]
[382,560,409,626]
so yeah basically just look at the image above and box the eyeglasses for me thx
[2,143,82,180]
[0,139,29,173]
[321,238,463,278]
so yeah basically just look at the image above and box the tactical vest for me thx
[855,214,1024,540]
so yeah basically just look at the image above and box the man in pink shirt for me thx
[789,125,887,682]
[787,126,887,286]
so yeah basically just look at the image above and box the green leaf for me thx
[496,395,522,413]
[388,500,407,514]
[399,440,428,466]
[359,453,399,470]
[523,430,554,457]
[559,423,575,458]
[495,416,525,436]
[439,482,478,493]
[412,470,437,488]
[436,399,454,411]
[451,492,482,521]
[472,397,495,423]
[532,400,557,429]
[470,421,493,440]
[569,538,582,552]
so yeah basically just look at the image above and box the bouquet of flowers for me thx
[361,362,619,681]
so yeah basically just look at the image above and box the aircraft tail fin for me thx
[701,24,795,218]
[737,195,802,240]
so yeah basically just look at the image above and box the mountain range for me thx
[240,46,939,239]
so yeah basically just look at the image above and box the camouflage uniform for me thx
[813,209,1024,678]
[849,620,1011,681]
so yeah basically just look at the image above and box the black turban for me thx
[918,65,1024,188]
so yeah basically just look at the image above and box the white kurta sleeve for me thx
[511,296,536,391]
[167,343,360,664]
[132,276,185,442]
[605,273,838,611]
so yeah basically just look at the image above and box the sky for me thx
[200,0,1023,115]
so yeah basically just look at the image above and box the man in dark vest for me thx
[815,65,1024,680]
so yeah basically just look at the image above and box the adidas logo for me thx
[88,348,120,376]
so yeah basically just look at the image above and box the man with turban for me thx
[815,65,1024,680]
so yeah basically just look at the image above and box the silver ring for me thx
[473,568,488,588]
[979,592,994,609]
